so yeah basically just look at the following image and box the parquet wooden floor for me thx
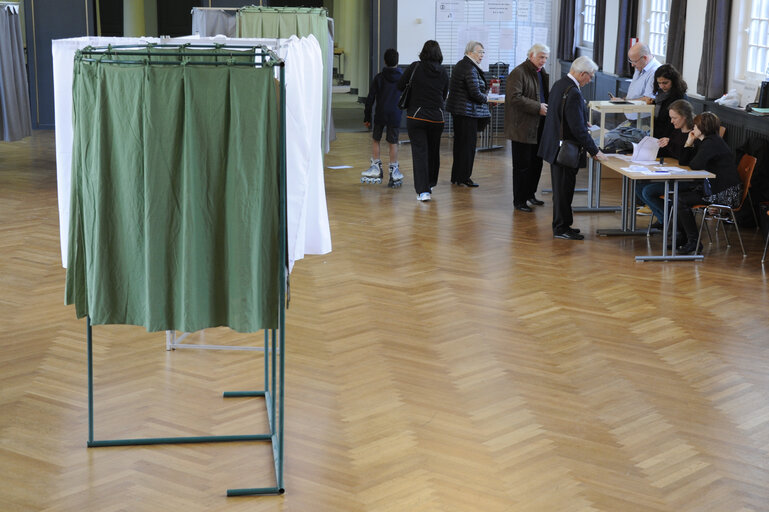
[2,130,769,512]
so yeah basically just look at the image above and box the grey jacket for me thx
[504,59,549,144]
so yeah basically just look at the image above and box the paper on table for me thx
[631,136,659,163]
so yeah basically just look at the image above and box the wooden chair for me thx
[694,154,757,257]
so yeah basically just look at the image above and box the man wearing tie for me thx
[538,56,607,240]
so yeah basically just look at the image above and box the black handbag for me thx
[554,84,583,168]
[398,62,419,110]
[555,140,581,168]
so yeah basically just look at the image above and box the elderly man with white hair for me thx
[505,43,550,212]
[538,56,607,240]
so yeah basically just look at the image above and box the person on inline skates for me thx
[362,48,404,188]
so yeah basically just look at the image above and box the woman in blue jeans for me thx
[636,99,694,229]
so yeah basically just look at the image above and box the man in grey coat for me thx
[505,43,550,212]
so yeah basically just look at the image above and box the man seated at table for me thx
[602,42,661,153]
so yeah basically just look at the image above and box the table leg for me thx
[635,179,704,261]
[573,160,622,213]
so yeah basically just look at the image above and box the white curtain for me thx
[0,5,31,141]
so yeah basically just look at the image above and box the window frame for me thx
[639,0,671,63]
[576,0,597,51]
[743,0,769,79]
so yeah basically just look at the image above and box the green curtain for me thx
[65,54,280,333]
[237,7,329,144]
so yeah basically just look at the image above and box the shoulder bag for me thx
[398,62,419,110]
[554,84,583,168]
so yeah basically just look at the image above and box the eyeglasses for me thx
[628,56,645,65]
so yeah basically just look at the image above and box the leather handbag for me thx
[398,62,419,110]
[555,139,581,168]
[554,84,583,168]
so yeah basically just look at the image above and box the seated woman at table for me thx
[645,64,688,139]
[675,111,742,254]
[636,99,695,228]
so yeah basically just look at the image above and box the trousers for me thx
[407,118,444,194]
[551,162,579,234]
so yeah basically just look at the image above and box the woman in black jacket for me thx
[646,64,688,139]
[446,41,491,187]
[398,40,449,202]
[675,112,742,254]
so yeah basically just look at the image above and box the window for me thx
[747,0,769,75]
[577,0,597,49]
[646,0,670,60]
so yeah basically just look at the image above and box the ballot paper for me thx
[631,136,660,164]
[623,166,689,175]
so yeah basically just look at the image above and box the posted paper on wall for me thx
[437,0,466,22]
[484,0,514,21]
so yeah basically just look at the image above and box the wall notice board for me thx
[398,0,554,71]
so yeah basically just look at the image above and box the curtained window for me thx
[697,0,732,99]
[564,0,606,66]
[577,0,598,50]
[643,0,671,61]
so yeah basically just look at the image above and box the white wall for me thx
[681,0,706,99]
[396,2,436,64]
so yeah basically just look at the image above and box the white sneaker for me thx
[417,192,431,202]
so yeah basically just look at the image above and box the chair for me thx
[694,154,758,257]
[762,207,769,263]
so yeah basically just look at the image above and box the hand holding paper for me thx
[631,136,660,164]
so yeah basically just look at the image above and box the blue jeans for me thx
[636,182,666,224]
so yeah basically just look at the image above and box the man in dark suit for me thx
[538,56,607,240]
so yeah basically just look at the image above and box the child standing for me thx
[361,48,404,187]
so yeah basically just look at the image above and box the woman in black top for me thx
[658,99,694,161]
[398,40,449,201]
[645,64,688,139]
[637,99,695,228]
[675,112,742,254]
[446,41,491,187]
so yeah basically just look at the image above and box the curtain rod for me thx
[77,44,284,67]
[78,58,282,67]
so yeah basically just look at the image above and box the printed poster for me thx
[484,0,514,21]
[437,1,466,22]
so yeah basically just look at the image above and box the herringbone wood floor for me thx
[2,129,769,512]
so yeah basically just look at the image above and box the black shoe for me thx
[554,231,584,240]
[650,221,663,230]
[514,204,532,212]
[455,178,478,187]
[528,197,544,206]
[677,241,703,255]
[567,227,581,234]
